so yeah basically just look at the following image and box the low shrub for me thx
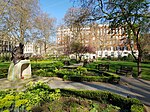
[30,55,44,61]
[0,68,8,78]
[60,89,144,112]
[33,69,56,77]
[70,59,78,64]
[0,55,11,62]
[54,68,120,83]
[31,61,64,70]
[66,75,109,82]
[0,81,61,112]
[76,66,87,74]
[31,61,64,76]
[54,69,78,78]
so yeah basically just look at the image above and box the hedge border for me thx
[59,89,144,112]
[60,71,120,83]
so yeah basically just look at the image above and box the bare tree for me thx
[1,0,39,44]
[64,7,90,41]
[34,12,56,54]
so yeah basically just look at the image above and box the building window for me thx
[105,52,108,56]
[111,52,114,56]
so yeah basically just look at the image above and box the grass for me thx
[86,60,150,80]
[0,60,150,80]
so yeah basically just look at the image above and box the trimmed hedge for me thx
[0,68,8,78]
[55,69,120,83]
[31,61,64,76]
[31,61,64,70]
[65,75,109,82]
[60,89,144,112]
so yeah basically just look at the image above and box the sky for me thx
[39,0,74,25]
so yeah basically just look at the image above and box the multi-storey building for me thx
[57,24,138,58]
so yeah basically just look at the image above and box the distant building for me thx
[56,24,138,58]
[24,42,35,56]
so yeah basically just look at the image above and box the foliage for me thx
[31,61,64,76]
[0,55,11,62]
[34,12,56,54]
[131,104,144,112]
[54,69,78,78]
[72,0,150,76]
[0,68,8,78]
[84,61,150,80]
[30,55,44,61]
[0,81,61,112]
[77,66,87,74]
[70,59,78,64]
[70,41,96,55]
[60,89,144,112]
[54,68,120,83]
[0,82,144,112]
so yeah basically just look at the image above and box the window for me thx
[111,52,114,56]
[105,52,108,56]
[124,52,128,54]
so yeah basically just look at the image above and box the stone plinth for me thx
[7,60,31,81]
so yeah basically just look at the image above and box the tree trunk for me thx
[44,41,46,54]
[137,56,142,77]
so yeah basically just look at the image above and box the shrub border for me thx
[60,71,120,83]
[60,89,144,112]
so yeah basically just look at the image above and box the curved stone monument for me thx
[8,60,31,81]
[7,43,31,81]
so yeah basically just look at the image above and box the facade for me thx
[0,38,55,57]
[24,42,35,56]
[56,24,138,58]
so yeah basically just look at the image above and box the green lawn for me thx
[0,60,150,80]
[86,61,150,80]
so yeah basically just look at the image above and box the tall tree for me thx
[1,0,39,45]
[72,0,150,77]
[34,12,55,54]
[70,41,95,62]
[64,7,90,41]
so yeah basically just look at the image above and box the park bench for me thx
[96,64,109,71]
[116,65,133,76]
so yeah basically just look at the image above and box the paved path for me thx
[120,76,150,107]
[0,76,150,109]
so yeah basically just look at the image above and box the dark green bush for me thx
[0,68,8,78]
[33,69,56,77]
[54,68,120,83]
[66,76,109,82]
[70,59,78,64]
[54,69,78,78]
[60,89,144,112]
[0,55,11,62]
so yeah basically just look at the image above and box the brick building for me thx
[56,24,138,58]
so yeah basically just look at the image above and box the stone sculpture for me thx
[7,43,31,81]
